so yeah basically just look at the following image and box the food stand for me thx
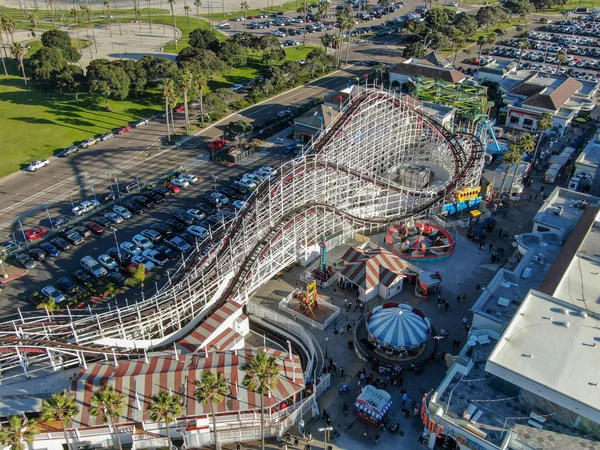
[354,385,392,426]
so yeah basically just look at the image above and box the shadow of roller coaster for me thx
[0,90,484,381]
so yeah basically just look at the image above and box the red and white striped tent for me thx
[70,348,304,427]
[339,245,409,290]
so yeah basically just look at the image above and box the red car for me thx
[84,221,104,235]
[116,125,132,134]
[120,262,146,276]
[25,227,47,242]
[175,105,186,113]
[167,182,181,194]
[208,139,228,151]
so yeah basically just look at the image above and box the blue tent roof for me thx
[367,304,430,348]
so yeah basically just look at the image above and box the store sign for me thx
[444,428,487,450]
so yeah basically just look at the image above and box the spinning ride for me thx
[386,220,455,262]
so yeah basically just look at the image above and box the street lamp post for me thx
[318,426,333,450]
[45,207,54,232]
[211,175,218,190]
[325,337,329,360]
[111,227,122,261]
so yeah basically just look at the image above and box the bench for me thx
[530,412,546,423]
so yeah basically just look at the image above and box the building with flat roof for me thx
[574,129,600,184]
[499,72,598,136]
[474,60,518,84]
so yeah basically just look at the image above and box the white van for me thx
[80,256,107,278]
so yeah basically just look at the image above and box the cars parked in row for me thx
[26,160,50,172]
[72,200,100,217]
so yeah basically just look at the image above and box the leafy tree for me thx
[149,391,182,448]
[476,6,508,29]
[126,263,147,288]
[203,92,228,121]
[453,13,478,36]
[499,143,523,194]
[556,49,567,73]
[218,40,248,67]
[30,46,67,89]
[447,27,465,65]
[177,48,228,76]
[515,37,529,69]
[424,7,455,30]
[188,27,219,51]
[258,34,282,51]
[41,390,80,450]
[140,55,177,82]
[231,32,259,49]
[10,43,27,86]
[262,47,285,65]
[37,297,58,312]
[242,350,281,450]
[0,416,39,450]
[403,42,427,58]
[214,87,240,106]
[88,60,131,108]
[112,59,148,98]
[40,30,80,62]
[224,120,253,144]
[485,33,497,53]
[89,385,126,450]
[477,35,486,60]
[195,371,230,450]
[504,0,533,17]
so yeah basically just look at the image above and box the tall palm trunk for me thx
[259,395,265,450]
[108,416,123,450]
[210,403,220,450]
[147,0,152,31]
[344,32,351,65]
[0,55,7,78]
[114,0,123,34]
[62,423,73,450]
[165,419,172,447]
[183,88,189,133]
[165,96,171,140]
[170,5,177,46]
[199,88,204,125]
[499,164,512,194]
[532,133,543,164]
[18,58,27,85]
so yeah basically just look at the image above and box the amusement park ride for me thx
[294,280,326,319]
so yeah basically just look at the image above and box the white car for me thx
[232,200,247,210]
[72,200,100,216]
[120,241,142,256]
[171,177,190,188]
[255,168,275,180]
[180,173,198,183]
[211,192,229,205]
[41,285,65,303]
[277,109,292,118]
[100,132,114,141]
[142,249,169,266]
[243,173,262,186]
[27,160,50,172]
[449,1,458,5]
[187,225,209,238]
[113,205,132,219]
[132,234,154,250]
[133,119,149,127]
[218,22,231,29]
[230,83,244,91]
[97,254,119,271]
[238,178,257,190]
[187,209,205,221]
[131,255,155,272]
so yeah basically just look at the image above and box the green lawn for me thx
[0,73,161,178]
[202,0,304,22]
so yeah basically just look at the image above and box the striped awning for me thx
[71,348,304,427]
[354,385,392,420]
[367,303,430,348]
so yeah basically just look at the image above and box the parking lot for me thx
[0,147,285,314]
[481,14,600,82]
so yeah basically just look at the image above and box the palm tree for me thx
[104,0,113,36]
[499,143,523,194]
[146,0,152,32]
[516,38,529,69]
[485,33,496,54]
[476,35,486,60]
[183,5,191,31]
[556,49,567,74]
[195,371,231,450]
[162,78,175,140]
[81,5,98,54]
[89,385,126,450]
[0,15,10,45]
[4,17,16,44]
[378,0,392,22]
[179,69,193,133]
[113,0,123,35]
[10,43,27,86]
[241,0,249,32]
[242,350,281,450]
[0,416,39,450]
[0,32,9,79]
[532,112,553,163]
[194,0,202,26]
[40,390,80,450]
[168,0,178,47]
[149,390,182,448]
[70,7,83,56]
[29,14,39,32]
[196,72,207,125]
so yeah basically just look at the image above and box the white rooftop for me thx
[576,138,600,168]
[486,290,600,424]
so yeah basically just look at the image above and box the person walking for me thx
[456,294,461,304]
[294,436,299,446]
[462,294,467,303]
[444,302,450,313]
[307,432,312,444]
[401,390,409,406]
[498,228,503,238]
[237,443,242,450]
[343,401,349,416]
[340,367,345,378]
[374,433,380,444]
[363,428,369,439]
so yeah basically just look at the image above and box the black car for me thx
[56,276,80,295]
[64,229,85,245]
[178,232,197,245]
[14,253,36,269]
[221,208,236,221]
[72,225,92,238]
[198,193,221,208]
[150,222,174,236]
[51,237,71,252]
[155,245,178,259]
[195,203,216,216]
[40,242,61,257]
[108,271,128,287]
[51,215,71,228]
[28,248,46,262]
[122,182,138,193]
[165,218,185,232]
[171,209,195,226]
[73,269,93,285]
[219,188,237,199]
[123,200,144,215]
[132,195,154,207]
[100,192,117,204]
[141,228,163,243]
[153,185,171,197]
[92,216,113,228]
[106,247,130,265]
[143,191,164,204]
[56,146,79,157]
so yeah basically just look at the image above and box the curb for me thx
[2,268,29,283]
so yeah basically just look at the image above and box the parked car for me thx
[113,205,133,219]
[92,216,112,228]
[14,252,36,269]
[140,229,163,243]
[150,222,174,237]
[165,218,186,232]
[187,225,209,238]
[41,285,65,303]
[132,234,153,250]
[120,241,142,256]
[208,139,228,151]
[187,208,206,221]
[57,146,79,157]
[142,191,164,204]
[237,178,257,191]
[100,132,114,141]
[73,269,93,285]
[28,248,46,262]
[80,137,100,148]
[153,186,172,197]
[195,203,216,215]
[51,215,71,228]
[56,277,81,295]
[131,255,156,271]
[116,125,132,134]
[123,200,144,215]
[84,221,104,235]
[1,240,21,254]
[198,193,221,208]
[50,237,71,252]
[155,245,178,259]
[26,160,50,172]
[172,208,195,226]
[232,200,247,210]
[104,212,124,224]
[108,271,128,287]
[70,225,92,238]
[171,177,190,188]
[165,236,191,253]
[64,229,85,245]
[167,182,181,194]
[25,227,47,242]
[219,188,237,199]
[40,242,61,258]
[100,192,117,204]
[230,181,249,194]
[133,119,149,127]
[72,200,100,216]
[80,256,107,278]
[142,249,169,266]
[120,262,146,276]
[175,104,186,112]
[98,254,119,271]
[179,173,199,183]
